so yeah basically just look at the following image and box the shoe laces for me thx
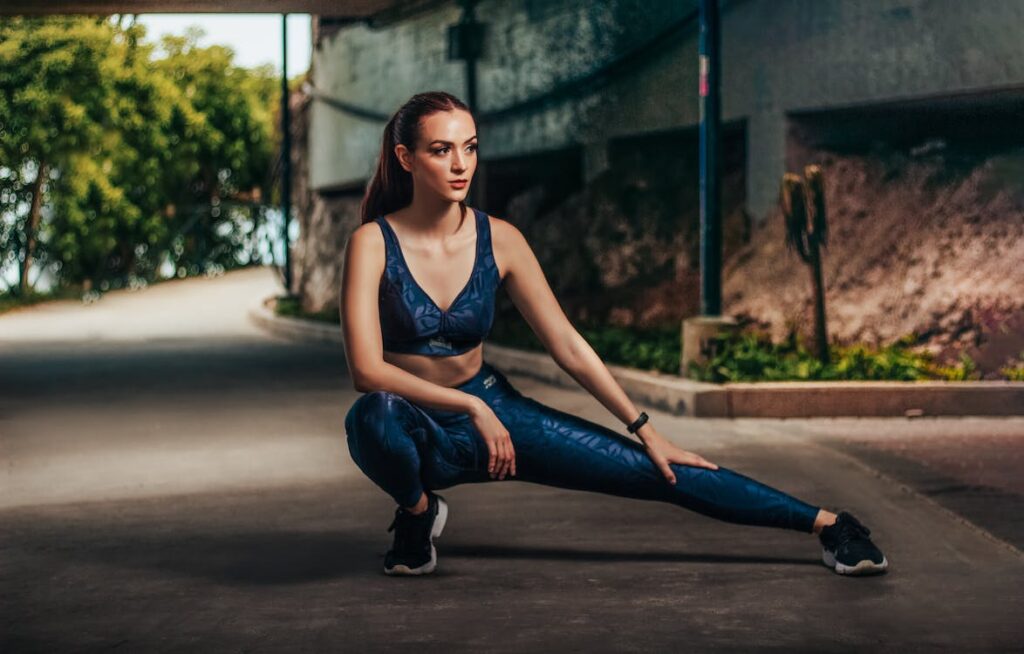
[835,513,872,548]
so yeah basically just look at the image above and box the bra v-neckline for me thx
[379,208,481,315]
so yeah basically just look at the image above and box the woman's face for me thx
[396,108,477,203]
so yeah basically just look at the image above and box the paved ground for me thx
[2,267,1022,652]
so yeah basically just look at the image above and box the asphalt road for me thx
[2,267,1021,652]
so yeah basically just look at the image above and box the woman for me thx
[340,91,887,577]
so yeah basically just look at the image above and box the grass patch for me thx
[0,286,85,315]
[273,295,339,324]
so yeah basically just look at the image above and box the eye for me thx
[467,143,478,153]
[433,147,450,155]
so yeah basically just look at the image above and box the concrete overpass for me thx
[0,1,406,15]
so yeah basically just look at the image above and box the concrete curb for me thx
[248,297,1024,418]
[247,296,344,345]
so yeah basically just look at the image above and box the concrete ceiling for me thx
[0,1,411,15]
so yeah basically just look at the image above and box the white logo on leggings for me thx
[483,374,496,388]
[428,336,452,349]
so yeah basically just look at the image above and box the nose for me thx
[451,149,468,172]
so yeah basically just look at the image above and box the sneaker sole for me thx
[822,547,888,576]
[383,495,449,576]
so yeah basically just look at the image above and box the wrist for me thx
[464,394,487,417]
[634,422,659,443]
[625,410,650,436]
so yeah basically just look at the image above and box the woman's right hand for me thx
[468,398,516,480]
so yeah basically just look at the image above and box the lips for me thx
[449,180,467,187]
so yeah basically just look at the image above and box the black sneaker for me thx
[819,511,888,576]
[383,491,448,576]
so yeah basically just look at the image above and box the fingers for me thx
[494,437,507,479]
[647,450,676,485]
[682,452,719,470]
[673,453,719,471]
[507,438,516,478]
[496,434,516,480]
[658,459,676,485]
[655,451,720,486]
[487,433,516,479]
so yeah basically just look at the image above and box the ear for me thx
[394,143,414,173]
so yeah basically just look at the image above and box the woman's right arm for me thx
[339,222,486,416]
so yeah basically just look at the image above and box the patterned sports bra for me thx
[376,206,504,357]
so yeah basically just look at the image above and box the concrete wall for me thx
[309,0,1024,219]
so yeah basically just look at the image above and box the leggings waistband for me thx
[419,361,515,421]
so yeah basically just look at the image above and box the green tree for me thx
[0,16,123,292]
[0,16,279,293]
[149,26,278,276]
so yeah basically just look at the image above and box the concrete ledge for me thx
[722,380,1023,418]
[248,297,1024,418]
[480,340,728,417]
[248,296,343,346]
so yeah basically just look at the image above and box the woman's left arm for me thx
[494,218,717,483]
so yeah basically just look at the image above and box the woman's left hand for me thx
[636,426,718,485]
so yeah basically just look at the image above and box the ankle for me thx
[403,491,429,515]
[812,509,838,535]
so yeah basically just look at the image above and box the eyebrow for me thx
[429,136,478,145]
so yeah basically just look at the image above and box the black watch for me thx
[626,411,649,434]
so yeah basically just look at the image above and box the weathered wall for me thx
[308,0,1024,218]
[290,1,1024,375]
[289,87,361,312]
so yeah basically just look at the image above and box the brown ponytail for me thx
[360,91,473,225]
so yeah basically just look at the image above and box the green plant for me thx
[577,323,681,374]
[686,328,980,383]
[999,350,1024,381]
[780,165,831,364]
[487,309,682,374]
[0,285,85,315]
[273,295,338,324]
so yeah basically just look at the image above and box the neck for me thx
[396,195,467,238]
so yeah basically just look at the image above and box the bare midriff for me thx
[382,342,485,388]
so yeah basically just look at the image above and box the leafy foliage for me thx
[684,329,982,382]
[274,294,338,324]
[999,350,1024,382]
[0,16,281,293]
[487,307,991,381]
[281,293,1007,381]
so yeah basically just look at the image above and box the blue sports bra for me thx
[376,206,504,356]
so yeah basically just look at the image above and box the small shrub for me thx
[686,329,981,382]
[999,350,1024,381]
[273,295,338,324]
[0,286,85,315]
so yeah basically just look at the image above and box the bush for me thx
[274,295,338,324]
[0,286,85,315]
[1000,350,1024,381]
[280,297,1005,383]
[685,329,981,382]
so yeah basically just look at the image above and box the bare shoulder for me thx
[344,220,386,277]
[487,213,529,251]
[485,214,528,280]
[347,220,386,253]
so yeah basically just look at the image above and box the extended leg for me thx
[498,394,821,533]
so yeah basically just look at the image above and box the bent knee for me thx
[344,390,408,445]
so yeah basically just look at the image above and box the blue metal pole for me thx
[698,0,721,316]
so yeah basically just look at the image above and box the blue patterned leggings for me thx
[344,362,820,532]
